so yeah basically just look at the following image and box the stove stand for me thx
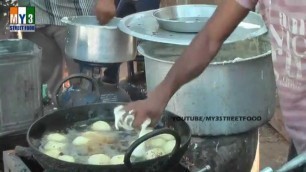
[181,129,258,172]
[54,60,131,109]
[2,149,190,172]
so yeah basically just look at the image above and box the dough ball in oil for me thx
[47,133,66,142]
[82,131,116,144]
[88,154,111,165]
[146,138,166,148]
[91,121,111,131]
[157,134,175,141]
[163,140,176,154]
[44,141,66,151]
[110,155,125,165]
[82,131,97,136]
[44,149,61,158]
[72,136,89,146]
[58,155,75,162]
[145,148,165,160]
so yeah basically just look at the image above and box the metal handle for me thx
[260,151,306,172]
[276,151,306,172]
[124,128,181,170]
[53,74,100,108]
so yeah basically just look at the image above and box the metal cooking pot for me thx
[26,103,192,172]
[139,35,276,136]
[61,16,136,63]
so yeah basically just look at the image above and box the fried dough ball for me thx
[157,134,175,141]
[110,155,125,165]
[44,141,66,151]
[82,131,116,144]
[145,148,165,160]
[58,155,75,162]
[163,140,176,154]
[44,149,61,158]
[146,138,167,148]
[72,136,89,146]
[91,121,111,131]
[47,133,66,142]
[88,154,111,165]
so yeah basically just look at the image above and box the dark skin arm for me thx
[124,0,252,127]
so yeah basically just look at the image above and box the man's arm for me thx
[123,0,257,127]
[153,0,252,106]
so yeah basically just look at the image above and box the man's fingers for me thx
[123,101,138,112]
[132,111,146,128]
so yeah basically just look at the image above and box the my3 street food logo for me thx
[172,116,262,122]
[9,6,35,32]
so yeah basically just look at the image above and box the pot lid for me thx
[61,16,120,29]
[118,5,267,46]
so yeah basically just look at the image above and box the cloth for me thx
[236,0,306,154]
[29,0,97,25]
[103,0,160,83]
[113,105,151,158]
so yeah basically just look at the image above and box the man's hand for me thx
[95,0,116,25]
[124,86,171,128]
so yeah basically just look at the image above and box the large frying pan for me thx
[26,103,191,172]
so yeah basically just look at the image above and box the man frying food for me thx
[98,0,306,171]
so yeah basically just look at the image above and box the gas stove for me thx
[2,149,190,172]
[55,60,131,109]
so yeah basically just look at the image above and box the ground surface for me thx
[259,124,289,169]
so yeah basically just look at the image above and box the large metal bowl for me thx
[139,35,276,136]
[153,5,263,33]
[61,16,136,63]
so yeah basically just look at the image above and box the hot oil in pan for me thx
[38,120,177,165]
[38,121,140,164]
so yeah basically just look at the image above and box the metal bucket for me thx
[61,16,137,63]
[139,35,276,136]
[0,39,42,137]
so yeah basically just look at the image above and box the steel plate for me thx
[118,5,267,46]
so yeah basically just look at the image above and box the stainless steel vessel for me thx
[62,16,136,63]
[138,36,276,135]
[153,5,264,33]
[153,5,211,33]
[0,39,42,137]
